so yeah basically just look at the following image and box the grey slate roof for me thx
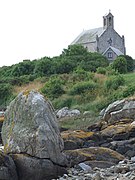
[71,27,105,44]
[103,46,124,56]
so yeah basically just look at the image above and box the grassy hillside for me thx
[0,45,135,130]
[2,71,132,130]
[11,72,135,112]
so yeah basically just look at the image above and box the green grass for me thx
[3,72,135,131]
[123,72,135,86]
[59,114,99,130]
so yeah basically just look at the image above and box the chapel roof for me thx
[103,46,124,56]
[71,27,105,44]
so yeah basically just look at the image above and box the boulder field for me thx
[1,92,135,179]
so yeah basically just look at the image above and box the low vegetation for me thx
[0,44,135,129]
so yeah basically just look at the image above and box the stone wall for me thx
[98,27,125,54]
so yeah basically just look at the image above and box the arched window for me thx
[109,17,112,26]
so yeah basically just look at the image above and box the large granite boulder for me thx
[0,151,18,180]
[2,90,68,179]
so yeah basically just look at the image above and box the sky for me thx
[0,0,135,67]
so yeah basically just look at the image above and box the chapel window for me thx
[109,17,112,26]
[108,52,113,58]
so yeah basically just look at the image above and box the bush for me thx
[52,95,73,109]
[104,66,119,76]
[112,56,127,74]
[104,75,125,91]
[0,83,13,108]
[41,76,65,99]
[120,55,134,72]
[122,85,135,98]
[96,67,106,75]
[69,81,97,95]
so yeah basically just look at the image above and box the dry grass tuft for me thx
[94,73,107,84]
[13,80,44,95]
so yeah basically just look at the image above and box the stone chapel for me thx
[71,12,126,61]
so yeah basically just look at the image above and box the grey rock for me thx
[110,138,135,158]
[101,99,135,125]
[2,90,68,179]
[85,160,115,169]
[57,107,69,118]
[2,91,67,166]
[131,156,135,162]
[102,99,125,122]
[57,107,80,118]
[92,172,103,180]
[11,154,67,180]
[0,151,18,180]
[78,163,92,171]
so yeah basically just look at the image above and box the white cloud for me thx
[0,0,134,67]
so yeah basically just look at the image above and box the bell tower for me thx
[103,10,114,29]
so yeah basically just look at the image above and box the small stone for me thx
[131,156,135,162]
[92,172,102,180]
[124,172,131,177]
[78,163,92,171]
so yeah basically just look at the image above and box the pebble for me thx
[55,158,135,180]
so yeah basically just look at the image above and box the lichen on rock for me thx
[2,90,68,179]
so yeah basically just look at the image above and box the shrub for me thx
[120,55,134,72]
[52,95,73,109]
[0,83,13,108]
[112,56,127,74]
[69,81,97,95]
[41,76,65,99]
[105,65,119,76]
[72,67,94,81]
[96,67,106,75]
[104,75,125,91]
[122,85,135,98]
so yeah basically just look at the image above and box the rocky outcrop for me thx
[0,151,18,180]
[56,107,80,119]
[86,98,135,158]
[101,98,135,124]
[61,130,94,150]
[65,147,124,167]
[2,90,68,179]
[61,98,135,161]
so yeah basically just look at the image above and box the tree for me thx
[119,55,134,72]
[11,60,35,76]
[62,44,88,56]
[34,57,52,76]
[79,52,109,72]
[52,57,75,74]
[41,76,65,99]
[112,56,127,74]
[0,83,13,108]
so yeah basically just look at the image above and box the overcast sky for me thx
[0,0,134,67]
